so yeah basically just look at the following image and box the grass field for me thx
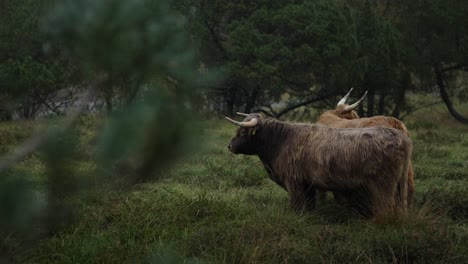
[2,104,468,263]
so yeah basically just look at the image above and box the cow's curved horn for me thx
[343,91,368,112]
[225,117,258,127]
[236,112,249,117]
[337,87,354,106]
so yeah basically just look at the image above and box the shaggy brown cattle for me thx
[317,88,415,205]
[226,113,412,216]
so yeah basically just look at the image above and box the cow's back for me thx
[326,116,409,136]
[296,126,411,190]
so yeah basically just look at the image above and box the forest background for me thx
[1,0,467,263]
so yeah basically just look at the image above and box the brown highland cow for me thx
[226,113,412,216]
[317,88,414,205]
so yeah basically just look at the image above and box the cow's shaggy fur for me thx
[227,114,412,216]
[317,105,415,205]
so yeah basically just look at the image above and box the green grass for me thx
[2,106,468,263]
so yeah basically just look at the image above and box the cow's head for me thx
[225,112,263,155]
[335,88,367,119]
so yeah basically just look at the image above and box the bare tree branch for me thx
[203,18,229,60]
[441,63,468,73]
[34,90,62,115]
[274,92,337,118]
[434,64,468,124]
[252,105,277,117]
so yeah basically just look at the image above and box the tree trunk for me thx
[367,88,375,117]
[22,99,34,119]
[105,90,113,113]
[126,84,141,104]
[244,84,261,113]
[378,92,385,115]
[30,104,38,119]
[104,82,113,113]
[0,109,12,121]
[225,84,237,116]
[392,72,410,118]
[358,103,365,117]
[433,64,468,124]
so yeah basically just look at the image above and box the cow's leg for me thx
[316,190,327,203]
[288,183,316,213]
[343,187,373,216]
[332,191,348,205]
[369,182,397,216]
[289,192,306,213]
[303,184,317,211]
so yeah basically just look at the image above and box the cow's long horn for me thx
[343,91,368,112]
[337,87,354,106]
[225,117,258,127]
[236,112,249,117]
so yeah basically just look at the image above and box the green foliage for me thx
[2,0,468,262]
[97,90,197,185]
[173,0,468,118]
[175,0,438,116]
[356,2,404,93]
[40,0,205,181]
[0,0,76,119]
[179,0,361,106]
[0,173,44,233]
[45,0,196,82]
[1,0,211,261]
[0,121,35,152]
[0,0,55,61]
[400,0,468,80]
[0,57,65,107]
[0,58,57,93]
